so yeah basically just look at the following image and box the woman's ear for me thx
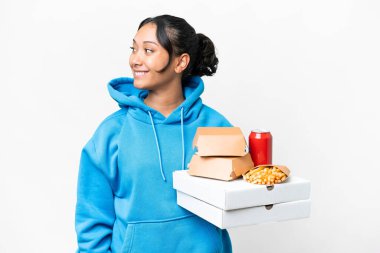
[174,53,190,74]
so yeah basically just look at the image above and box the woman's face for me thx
[129,23,178,90]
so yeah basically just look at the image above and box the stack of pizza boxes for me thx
[173,127,311,229]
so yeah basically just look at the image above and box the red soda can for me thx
[249,130,272,166]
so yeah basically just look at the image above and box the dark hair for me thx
[138,15,219,79]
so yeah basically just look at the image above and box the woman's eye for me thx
[130,46,136,52]
[145,48,153,54]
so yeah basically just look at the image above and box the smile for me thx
[134,71,149,77]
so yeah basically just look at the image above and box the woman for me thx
[75,14,233,252]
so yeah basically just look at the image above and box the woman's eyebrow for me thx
[132,39,158,45]
[143,41,158,45]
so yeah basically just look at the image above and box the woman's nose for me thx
[130,51,142,66]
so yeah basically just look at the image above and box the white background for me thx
[1,0,379,252]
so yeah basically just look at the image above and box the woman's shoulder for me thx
[200,104,233,127]
[99,108,127,126]
[201,104,224,115]
[91,108,128,141]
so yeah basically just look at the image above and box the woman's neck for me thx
[144,84,184,118]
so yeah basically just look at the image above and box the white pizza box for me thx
[173,170,310,210]
[177,191,311,229]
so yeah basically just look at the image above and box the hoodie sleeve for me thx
[75,110,125,252]
[75,139,115,252]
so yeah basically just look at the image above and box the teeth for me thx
[135,71,147,76]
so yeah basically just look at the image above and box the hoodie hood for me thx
[107,76,204,125]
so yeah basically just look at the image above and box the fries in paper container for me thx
[243,165,290,185]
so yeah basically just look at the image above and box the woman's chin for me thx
[133,80,149,90]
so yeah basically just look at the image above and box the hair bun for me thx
[191,33,219,77]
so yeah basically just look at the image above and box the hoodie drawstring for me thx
[147,108,186,182]
[180,107,185,171]
[148,111,166,181]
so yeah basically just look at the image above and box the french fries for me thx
[243,165,289,185]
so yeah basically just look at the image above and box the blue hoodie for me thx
[75,76,233,253]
